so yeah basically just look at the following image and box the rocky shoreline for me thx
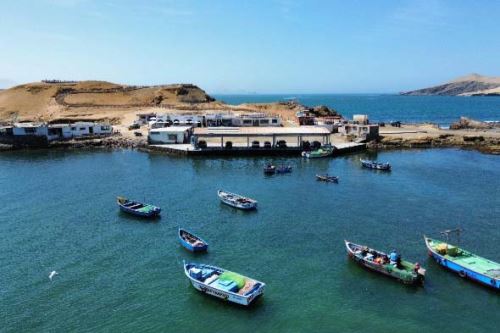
[1,130,499,155]
[368,133,500,155]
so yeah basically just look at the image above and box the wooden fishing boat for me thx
[263,164,276,174]
[183,261,265,306]
[276,165,292,173]
[301,145,334,158]
[316,174,338,183]
[116,196,161,217]
[360,159,391,171]
[178,228,208,252]
[217,190,257,210]
[345,240,425,285]
[424,233,500,290]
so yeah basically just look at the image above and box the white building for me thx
[205,113,281,127]
[148,126,193,144]
[47,122,112,139]
[12,123,49,136]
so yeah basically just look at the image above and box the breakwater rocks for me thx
[368,134,500,155]
[0,136,148,152]
[48,137,148,150]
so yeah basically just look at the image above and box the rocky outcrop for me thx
[450,117,499,130]
[401,74,500,96]
[368,134,500,155]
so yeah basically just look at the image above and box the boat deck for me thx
[428,238,500,277]
[443,253,500,277]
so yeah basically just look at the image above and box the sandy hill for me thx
[401,74,500,96]
[0,80,217,123]
[0,80,339,126]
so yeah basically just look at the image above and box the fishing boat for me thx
[424,230,500,289]
[263,164,276,174]
[183,261,265,306]
[178,228,208,252]
[276,165,292,173]
[116,196,161,217]
[301,145,334,158]
[360,159,391,171]
[217,190,257,210]
[345,240,426,285]
[316,174,339,183]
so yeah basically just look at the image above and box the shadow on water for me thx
[117,211,162,223]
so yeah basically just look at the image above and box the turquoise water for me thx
[0,149,499,332]
[214,94,500,126]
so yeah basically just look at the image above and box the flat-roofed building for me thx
[148,126,193,144]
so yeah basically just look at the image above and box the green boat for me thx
[301,145,334,158]
[345,240,426,285]
[425,235,500,290]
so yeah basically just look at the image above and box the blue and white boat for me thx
[424,235,500,290]
[178,228,208,252]
[217,190,257,210]
[276,165,292,173]
[183,262,265,306]
[116,196,161,218]
[360,159,391,171]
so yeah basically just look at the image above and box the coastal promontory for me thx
[400,74,500,96]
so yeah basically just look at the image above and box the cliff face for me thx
[0,81,215,122]
[401,74,500,96]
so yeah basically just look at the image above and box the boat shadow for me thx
[118,211,162,223]
[344,257,424,293]
[185,283,266,311]
[219,203,259,215]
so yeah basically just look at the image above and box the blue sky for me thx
[0,0,499,93]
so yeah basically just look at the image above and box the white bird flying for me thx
[49,271,58,281]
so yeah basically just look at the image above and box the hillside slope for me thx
[401,74,500,96]
[0,81,215,122]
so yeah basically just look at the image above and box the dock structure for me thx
[193,126,332,148]
[148,126,365,156]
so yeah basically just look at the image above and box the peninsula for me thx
[401,74,500,96]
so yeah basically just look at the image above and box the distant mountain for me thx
[401,74,500,96]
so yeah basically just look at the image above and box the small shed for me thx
[148,126,193,144]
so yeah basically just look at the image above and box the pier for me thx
[149,141,365,156]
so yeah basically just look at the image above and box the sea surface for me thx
[214,94,500,126]
[0,149,499,332]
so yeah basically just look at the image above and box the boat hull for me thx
[424,237,499,290]
[118,204,161,217]
[179,229,208,252]
[360,159,391,171]
[345,241,424,285]
[217,190,257,210]
[184,263,265,306]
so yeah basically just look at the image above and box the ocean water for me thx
[0,149,499,332]
[214,94,500,126]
